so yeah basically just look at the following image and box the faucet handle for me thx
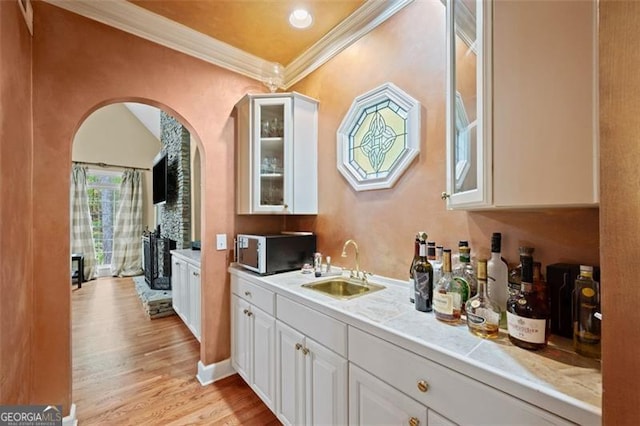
[361,271,373,284]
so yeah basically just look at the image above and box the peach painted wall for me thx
[0,1,33,404]
[287,0,599,278]
[30,2,268,412]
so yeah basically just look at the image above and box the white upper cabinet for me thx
[236,92,318,215]
[445,0,598,209]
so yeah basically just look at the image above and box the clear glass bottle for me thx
[506,253,551,351]
[434,249,463,323]
[466,259,501,338]
[408,232,427,303]
[573,265,601,358]
[453,246,476,312]
[413,239,433,312]
[487,232,509,328]
[451,240,469,270]
[433,245,444,284]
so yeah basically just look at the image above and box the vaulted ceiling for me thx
[128,0,365,65]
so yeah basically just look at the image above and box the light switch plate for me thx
[216,234,227,250]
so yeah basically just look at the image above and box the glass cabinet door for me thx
[445,0,492,209]
[253,97,293,213]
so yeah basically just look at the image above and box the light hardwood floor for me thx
[72,277,279,425]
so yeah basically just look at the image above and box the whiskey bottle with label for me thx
[573,265,601,358]
[453,246,477,312]
[506,253,551,350]
[466,259,501,338]
[413,238,433,312]
[434,249,463,323]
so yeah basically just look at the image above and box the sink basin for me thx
[301,278,385,300]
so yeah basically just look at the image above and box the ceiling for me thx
[128,0,365,65]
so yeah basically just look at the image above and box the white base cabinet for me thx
[171,253,200,342]
[275,320,348,426]
[231,276,277,410]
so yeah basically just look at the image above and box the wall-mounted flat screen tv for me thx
[152,153,168,205]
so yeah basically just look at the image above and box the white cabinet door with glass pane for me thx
[235,92,318,215]
[445,0,598,210]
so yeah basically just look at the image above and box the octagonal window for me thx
[337,83,420,191]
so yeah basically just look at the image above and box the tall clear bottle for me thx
[506,253,551,350]
[487,233,509,328]
[573,265,601,358]
[413,239,433,312]
[451,240,469,270]
[466,259,501,338]
[453,246,477,312]
[434,249,463,323]
[408,232,427,303]
[433,245,444,284]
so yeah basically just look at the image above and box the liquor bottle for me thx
[408,232,427,303]
[433,245,444,284]
[532,261,548,305]
[434,249,463,323]
[427,241,437,279]
[508,246,535,295]
[451,240,469,270]
[466,259,501,338]
[453,246,477,311]
[573,265,601,358]
[487,233,509,328]
[506,253,551,350]
[413,238,433,312]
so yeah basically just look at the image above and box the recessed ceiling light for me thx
[289,9,313,29]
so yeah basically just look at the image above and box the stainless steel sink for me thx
[301,278,385,300]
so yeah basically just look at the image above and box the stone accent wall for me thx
[159,112,191,249]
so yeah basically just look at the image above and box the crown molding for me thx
[284,0,414,88]
[44,0,266,81]
[44,0,414,88]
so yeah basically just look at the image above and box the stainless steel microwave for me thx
[235,233,317,275]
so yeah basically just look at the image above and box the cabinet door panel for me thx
[188,264,201,341]
[252,307,276,410]
[349,363,427,426]
[276,321,305,426]
[231,295,251,383]
[171,258,183,316]
[306,338,347,426]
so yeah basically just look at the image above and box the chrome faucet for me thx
[341,239,371,284]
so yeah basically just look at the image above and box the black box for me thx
[546,263,600,338]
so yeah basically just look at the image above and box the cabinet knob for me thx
[247,311,253,317]
[193,271,199,277]
[295,343,302,351]
[244,291,251,296]
[417,380,429,393]
[409,417,420,426]
[302,347,310,355]
[440,192,450,200]
[243,309,249,315]
[283,204,289,209]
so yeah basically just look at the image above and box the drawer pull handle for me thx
[302,347,310,355]
[244,291,251,296]
[409,417,420,426]
[295,343,302,351]
[417,380,429,393]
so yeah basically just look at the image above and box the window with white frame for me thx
[86,170,122,266]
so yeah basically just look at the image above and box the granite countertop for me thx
[171,249,201,266]
[229,264,602,425]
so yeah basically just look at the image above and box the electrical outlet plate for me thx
[216,234,227,250]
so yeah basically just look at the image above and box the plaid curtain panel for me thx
[70,165,97,280]
[110,169,144,277]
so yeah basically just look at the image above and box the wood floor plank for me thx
[72,277,279,425]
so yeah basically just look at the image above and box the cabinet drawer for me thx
[231,276,275,316]
[276,295,347,357]
[349,327,574,426]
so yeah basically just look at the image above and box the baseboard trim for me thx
[196,358,235,386]
[63,403,78,426]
